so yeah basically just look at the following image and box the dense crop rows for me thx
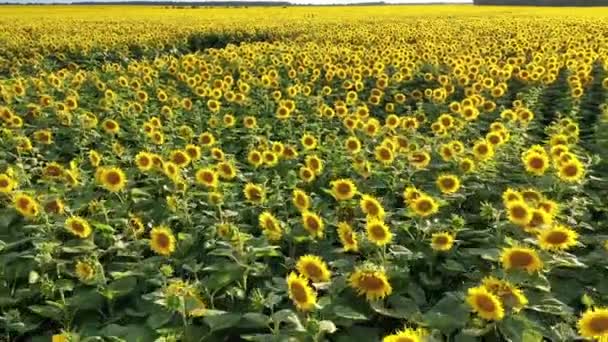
[1,5,608,342]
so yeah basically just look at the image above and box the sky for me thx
[2,0,472,3]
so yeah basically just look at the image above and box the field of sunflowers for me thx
[1,4,608,341]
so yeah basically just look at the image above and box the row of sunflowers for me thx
[1,4,608,342]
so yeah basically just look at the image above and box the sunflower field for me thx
[1,4,608,342]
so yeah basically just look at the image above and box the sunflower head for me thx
[578,307,608,339]
[436,174,461,194]
[150,225,176,256]
[466,285,505,321]
[431,232,455,251]
[500,246,543,273]
[286,272,317,311]
[97,167,127,192]
[65,216,92,239]
[302,211,324,238]
[292,188,310,212]
[330,179,357,201]
[296,255,331,283]
[538,225,578,251]
[365,218,392,246]
[337,222,358,252]
[360,194,385,219]
[349,266,392,301]
[195,168,219,188]
[244,183,266,204]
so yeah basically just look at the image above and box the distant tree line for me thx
[474,0,608,6]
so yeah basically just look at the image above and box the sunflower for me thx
[243,116,257,129]
[170,150,191,167]
[301,134,317,150]
[409,151,431,169]
[13,193,39,218]
[502,188,523,205]
[198,132,215,147]
[436,174,461,194]
[134,151,154,172]
[506,200,532,226]
[466,286,505,321]
[458,157,476,173]
[102,119,120,134]
[410,195,439,217]
[43,162,64,179]
[302,211,324,238]
[337,222,358,252]
[500,247,543,273]
[402,186,421,204]
[296,255,331,283]
[185,144,202,161]
[75,260,95,283]
[44,198,65,215]
[299,167,316,183]
[538,198,559,217]
[523,151,549,176]
[258,211,283,241]
[558,159,585,182]
[150,225,176,256]
[538,225,578,251]
[349,267,392,301]
[374,145,395,165]
[210,147,225,161]
[360,194,385,219]
[330,179,357,201]
[195,168,219,188]
[292,188,311,212]
[244,183,266,204]
[287,272,317,311]
[65,216,92,238]
[0,173,16,193]
[97,167,127,192]
[481,276,528,311]
[247,150,263,167]
[366,218,392,246]
[217,161,237,180]
[344,136,362,154]
[578,307,608,339]
[305,155,323,175]
[89,150,102,167]
[431,232,455,251]
[473,140,494,161]
[382,327,427,342]
[262,151,279,167]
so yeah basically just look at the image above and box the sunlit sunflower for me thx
[344,136,362,154]
[263,151,279,167]
[305,155,323,175]
[101,119,120,134]
[150,225,176,256]
[299,166,316,183]
[247,150,263,167]
[75,260,95,283]
[301,134,318,150]
[216,161,237,180]
[382,327,427,342]
[287,272,317,311]
[538,225,578,251]
[410,195,439,217]
[292,188,311,212]
[0,173,16,193]
[374,145,395,165]
[89,150,101,167]
[500,246,543,273]
[473,140,494,161]
[359,194,385,219]
[330,178,357,201]
[13,193,39,218]
[431,232,455,251]
[538,199,559,217]
[44,198,65,215]
[185,144,202,161]
[134,151,154,172]
[195,168,219,188]
[436,174,461,194]
[349,267,392,301]
[98,167,127,192]
[506,200,532,226]
[65,216,92,238]
[244,183,266,204]
[365,218,392,246]
[502,188,522,205]
[481,276,528,312]
[337,222,358,252]
[296,255,331,283]
[409,151,431,169]
[258,211,282,241]
[558,159,585,182]
[198,132,215,147]
[578,307,608,339]
[523,151,549,176]
[302,211,324,238]
[170,150,191,168]
[466,285,504,321]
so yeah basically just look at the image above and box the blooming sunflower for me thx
[523,151,549,176]
[481,276,528,311]
[578,307,608,339]
[538,225,578,251]
[500,247,543,273]
[365,218,392,246]
[472,140,494,161]
[558,159,585,182]
[0,173,16,193]
[301,134,317,150]
[198,132,215,147]
[65,216,92,238]
[195,168,219,188]
[409,151,431,169]
[247,150,263,167]
[382,327,427,342]
[330,178,357,201]
[262,151,279,167]
[258,211,282,241]
[349,267,392,301]
[436,174,461,194]
[244,183,266,204]
[75,260,95,283]
[13,193,39,218]
[296,255,331,283]
[410,195,439,217]
[134,151,154,172]
[302,211,324,238]
[170,150,191,167]
[502,188,523,205]
[431,232,455,251]
[299,167,316,183]
[216,161,237,180]
[97,167,127,192]
[101,119,120,134]
[466,285,505,321]
[337,222,358,252]
[305,155,323,175]
[344,136,361,154]
[360,194,385,219]
[292,188,310,212]
[374,145,395,165]
[287,272,317,311]
[506,200,532,226]
[150,225,176,256]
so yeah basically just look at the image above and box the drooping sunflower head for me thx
[466,285,505,321]
[150,225,176,256]
[292,188,310,212]
[349,266,392,301]
[296,255,331,283]
[331,178,357,201]
[337,222,358,252]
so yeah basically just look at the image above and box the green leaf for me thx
[146,309,173,329]
[204,263,243,291]
[318,320,337,334]
[203,312,242,331]
[370,295,420,319]
[333,305,367,320]
[499,316,543,342]
[240,312,270,328]
[106,276,137,297]
[408,282,427,306]
[422,292,468,334]
[100,324,156,342]
[272,309,305,331]
[28,304,63,319]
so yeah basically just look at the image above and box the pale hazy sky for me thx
[3,0,472,3]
